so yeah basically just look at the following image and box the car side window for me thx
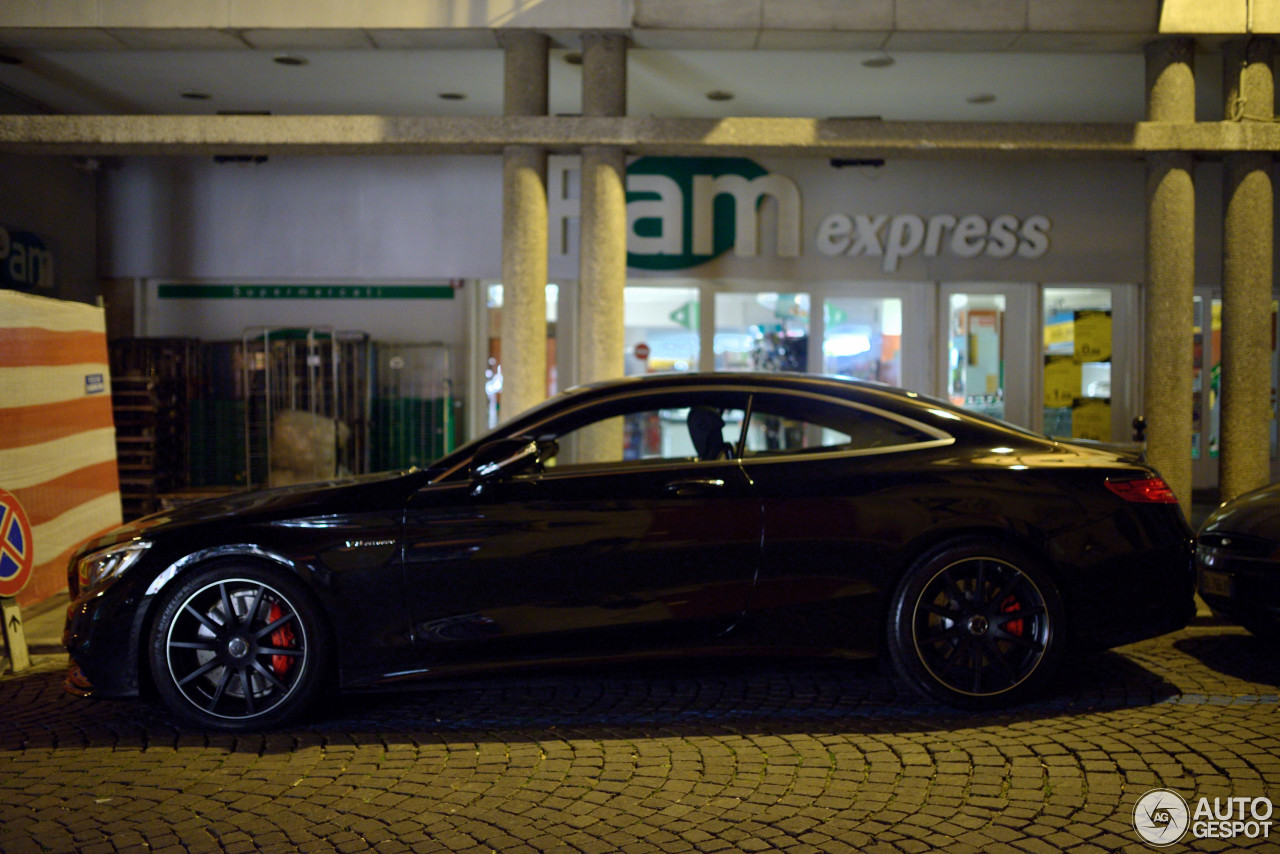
[743,392,937,457]
[529,391,748,472]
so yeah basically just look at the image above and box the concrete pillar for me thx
[575,32,628,462]
[499,31,549,423]
[1220,38,1274,501]
[1143,38,1196,511]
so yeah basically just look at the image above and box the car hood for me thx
[78,470,418,554]
[1201,482,1280,540]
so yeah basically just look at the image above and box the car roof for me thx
[507,371,1034,438]
[562,371,893,401]
[427,371,1056,482]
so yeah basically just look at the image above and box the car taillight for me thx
[1105,477,1179,503]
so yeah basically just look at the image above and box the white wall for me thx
[103,154,1163,289]
[101,155,499,346]
[100,155,503,281]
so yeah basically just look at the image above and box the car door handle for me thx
[665,478,726,497]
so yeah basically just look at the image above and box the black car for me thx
[64,372,1194,730]
[1196,482,1280,640]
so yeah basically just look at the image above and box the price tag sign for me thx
[1074,310,1112,363]
[1043,355,1081,408]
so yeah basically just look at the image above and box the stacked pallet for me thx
[108,339,197,520]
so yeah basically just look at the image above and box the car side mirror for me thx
[469,437,557,493]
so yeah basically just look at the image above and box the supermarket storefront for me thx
[483,155,1165,449]
[107,153,1277,490]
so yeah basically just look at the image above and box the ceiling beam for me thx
[0,114,1276,159]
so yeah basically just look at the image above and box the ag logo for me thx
[1134,788,1190,847]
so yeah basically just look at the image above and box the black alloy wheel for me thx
[149,563,329,730]
[887,539,1065,707]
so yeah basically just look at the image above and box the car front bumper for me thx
[1196,543,1280,631]
[62,588,150,698]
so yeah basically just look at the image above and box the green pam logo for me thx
[626,157,800,270]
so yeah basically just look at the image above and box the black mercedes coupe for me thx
[64,373,1194,729]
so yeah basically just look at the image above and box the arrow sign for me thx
[1,597,29,673]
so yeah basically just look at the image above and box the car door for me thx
[400,389,761,666]
[737,390,953,651]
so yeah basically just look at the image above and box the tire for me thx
[148,561,331,730]
[886,539,1066,707]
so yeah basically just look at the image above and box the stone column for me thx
[499,31,549,423]
[1143,38,1196,511]
[1220,37,1274,501]
[575,32,628,462]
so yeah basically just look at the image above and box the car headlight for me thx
[77,541,151,594]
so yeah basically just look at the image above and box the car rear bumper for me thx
[1068,539,1196,650]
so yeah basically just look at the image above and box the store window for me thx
[822,297,902,385]
[1190,295,1280,476]
[1042,288,1113,441]
[946,293,1006,419]
[1192,296,1219,461]
[485,283,558,429]
[624,286,700,375]
[715,292,810,371]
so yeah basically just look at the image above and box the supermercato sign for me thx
[554,157,1053,273]
[158,284,455,299]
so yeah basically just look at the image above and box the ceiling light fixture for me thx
[706,90,734,102]
[273,54,308,67]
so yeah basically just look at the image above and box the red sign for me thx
[0,489,34,598]
[634,342,650,361]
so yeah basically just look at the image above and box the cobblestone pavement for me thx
[2,623,1278,854]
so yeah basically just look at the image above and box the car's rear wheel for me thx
[148,562,330,730]
[886,539,1065,707]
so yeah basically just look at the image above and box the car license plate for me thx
[1199,568,1233,598]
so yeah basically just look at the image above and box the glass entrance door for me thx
[713,291,811,372]
[821,295,903,386]
[1042,287,1115,442]
[940,284,1037,428]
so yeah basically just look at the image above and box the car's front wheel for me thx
[886,539,1065,707]
[148,562,330,730]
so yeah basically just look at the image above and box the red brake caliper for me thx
[1000,595,1024,638]
[267,602,297,675]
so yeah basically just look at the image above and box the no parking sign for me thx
[0,489,33,672]
[0,489,34,598]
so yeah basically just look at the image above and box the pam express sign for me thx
[0,226,54,291]
[553,157,1053,274]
